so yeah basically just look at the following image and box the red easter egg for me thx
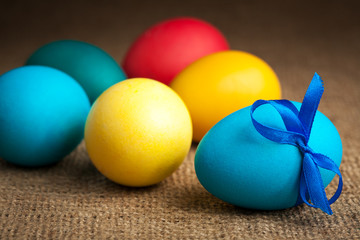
[122,17,229,85]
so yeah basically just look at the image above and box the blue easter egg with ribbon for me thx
[195,73,343,214]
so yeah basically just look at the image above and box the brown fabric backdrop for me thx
[1,0,359,239]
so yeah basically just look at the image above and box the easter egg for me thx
[122,17,229,85]
[194,102,342,210]
[171,50,281,142]
[0,66,90,167]
[84,78,192,187]
[26,40,126,103]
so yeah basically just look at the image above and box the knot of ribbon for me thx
[250,73,343,215]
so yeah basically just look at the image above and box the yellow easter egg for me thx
[171,50,281,142]
[84,78,192,187]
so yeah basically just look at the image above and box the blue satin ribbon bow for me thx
[250,73,343,215]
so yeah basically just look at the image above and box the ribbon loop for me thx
[250,73,342,215]
[299,72,324,140]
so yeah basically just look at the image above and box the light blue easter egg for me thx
[26,40,127,103]
[194,102,342,210]
[0,66,91,167]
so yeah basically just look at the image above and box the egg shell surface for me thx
[0,66,90,167]
[85,78,192,187]
[171,50,281,142]
[122,17,229,85]
[195,101,342,210]
[26,40,126,103]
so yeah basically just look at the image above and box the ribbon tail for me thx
[312,153,343,205]
[297,169,309,206]
[302,153,333,215]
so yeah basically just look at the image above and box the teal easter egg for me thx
[26,40,126,103]
[194,102,342,210]
[0,66,90,167]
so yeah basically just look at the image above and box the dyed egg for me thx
[0,66,90,167]
[85,78,192,187]
[195,102,342,210]
[171,50,281,142]
[122,17,229,85]
[26,40,126,103]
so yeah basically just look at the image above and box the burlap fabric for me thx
[1,1,359,239]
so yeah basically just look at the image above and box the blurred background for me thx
[1,1,359,95]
